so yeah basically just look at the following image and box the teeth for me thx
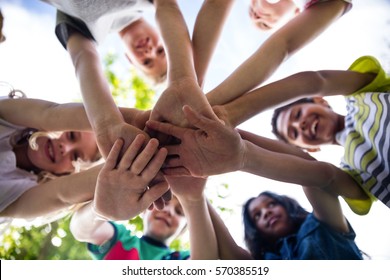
[311,119,318,137]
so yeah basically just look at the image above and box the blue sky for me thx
[1,0,390,259]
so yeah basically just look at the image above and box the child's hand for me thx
[95,121,150,159]
[120,108,151,130]
[93,135,169,221]
[147,79,219,144]
[146,105,246,177]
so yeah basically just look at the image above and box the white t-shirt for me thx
[41,0,154,44]
[0,118,37,213]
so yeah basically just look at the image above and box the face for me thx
[144,196,185,243]
[276,102,341,150]
[248,195,292,241]
[27,131,98,175]
[249,0,297,30]
[120,18,167,80]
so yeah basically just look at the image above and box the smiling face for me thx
[119,18,167,81]
[276,101,343,150]
[249,0,298,30]
[26,131,98,175]
[143,196,185,243]
[248,195,293,241]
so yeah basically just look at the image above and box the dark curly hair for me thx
[243,191,309,259]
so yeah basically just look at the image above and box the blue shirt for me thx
[264,214,363,260]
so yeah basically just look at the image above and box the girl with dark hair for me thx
[206,189,363,260]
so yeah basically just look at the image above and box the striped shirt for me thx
[336,56,390,208]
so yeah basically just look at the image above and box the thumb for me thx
[182,105,220,132]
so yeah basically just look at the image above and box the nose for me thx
[161,203,173,216]
[59,141,74,156]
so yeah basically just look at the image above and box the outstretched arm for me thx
[192,0,235,88]
[207,0,351,106]
[70,202,115,245]
[149,0,219,132]
[218,70,375,127]
[0,97,151,133]
[66,32,149,157]
[168,177,218,259]
[0,165,101,219]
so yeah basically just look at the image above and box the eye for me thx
[253,211,261,221]
[68,131,76,141]
[175,206,184,217]
[143,58,152,66]
[268,201,276,208]
[288,127,298,140]
[72,151,80,162]
[294,109,301,120]
[157,46,164,55]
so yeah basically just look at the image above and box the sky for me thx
[1,0,390,259]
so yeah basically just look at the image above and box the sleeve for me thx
[87,222,122,260]
[348,55,390,95]
[54,10,95,49]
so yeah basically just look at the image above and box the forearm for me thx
[67,33,124,130]
[241,140,337,188]
[179,195,218,260]
[154,0,196,82]
[1,165,101,219]
[192,0,235,87]
[238,129,314,160]
[69,202,114,245]
[0,99,91,131]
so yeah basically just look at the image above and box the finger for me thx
[131,138,160,174]
[182,105,218,132]
[146,120,186,140]
[103,138,124,170]
[117,134,145,170]
[141,147,168,179]
[141,182,169,210]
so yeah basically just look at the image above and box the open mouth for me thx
[310,118,319,139]
[45,139,55,163]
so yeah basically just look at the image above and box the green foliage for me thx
[103,52,156,110]
[0,217,91,260]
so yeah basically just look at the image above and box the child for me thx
[206,0,352,107]
[0,91,168,221]
[208,190,363,259]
